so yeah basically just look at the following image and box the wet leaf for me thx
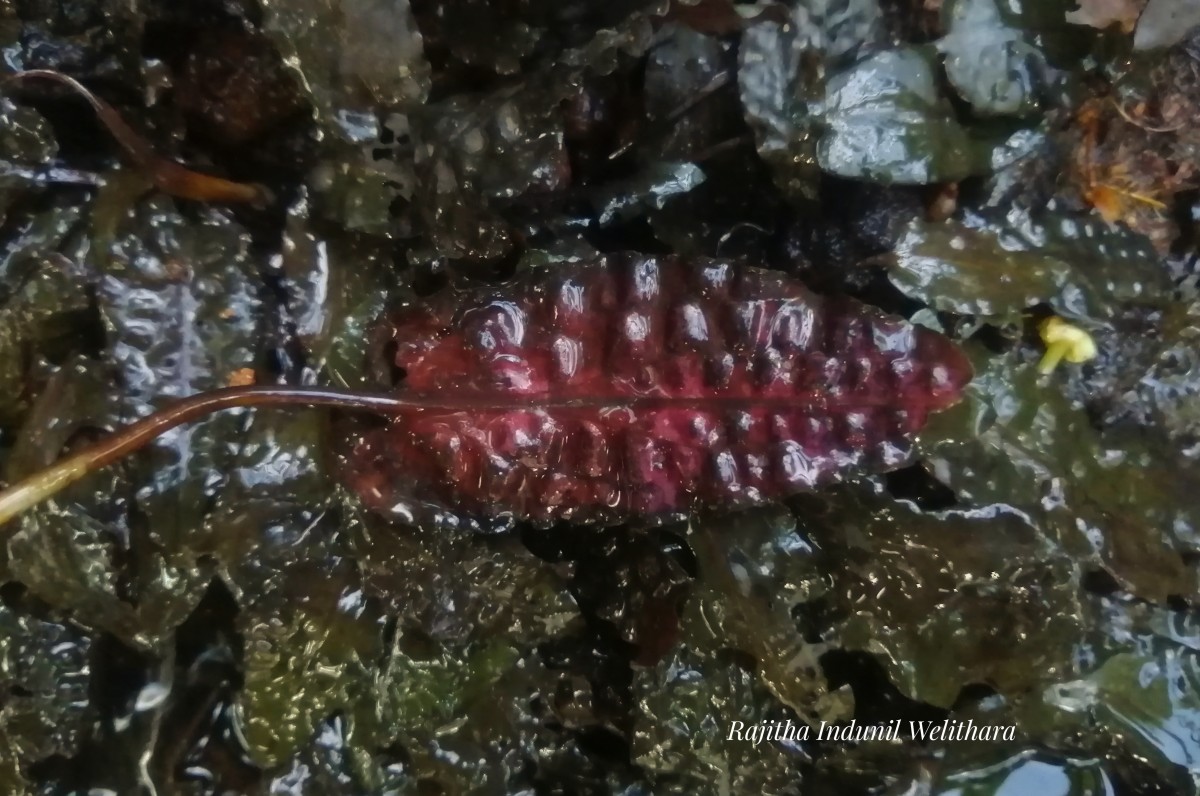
[934,750,1118,794]
[818,48,983,184]
[0,607,91,790]
[407,77,571,262]
[236,534,379,768]
[355,525,577,646]
[5,357,141,641]
[93,195,263,638]
[686,507,844,721]
[311,151,409,237]
[260,0,430,133]
[1102,298,1200,444]
[642,24,783,256]
[422,0,664,76]
[939,0,1045,117]
[1134,0,1200,50]
[737,0,882,200]
[247,505,587,790]
[0,95,57,169]
[1090,649,1200,772]
[643,22,741,160]
[884,208,1165,322]
[175,28,307,149]
[231,408,583,780]
[590,160,706,225]
[0,190,93,424]
[633,643,806,794]
[276,192,403,386]
[207,375,347,767]
[207,412,335,582]
[920,345,1200,602]
[346,254,971,529]
[632,507,846,791]
[553,0,671,75]
[797,485,1084,708]
[427,79,576,199]
[737,13,822,202]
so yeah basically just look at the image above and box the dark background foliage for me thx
[0,0,1198,793]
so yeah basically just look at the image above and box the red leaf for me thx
[344,255,971,528]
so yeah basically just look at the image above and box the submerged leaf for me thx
[934,746,1119,793]
[5,357,141,641]
[408,76,572,262]
[0,607,91,788]
[248,501,585,788]
[1092,297,1200,445]
[686,506,845,720]
[92,196,264,638]
[217,384,349,768]
[1089,649,1200,772]
[643,23,782,257]
[634,643,806,794]
[0,208,91,424]
[798,485,1083,708]
[737,11,824,202]
[920,345,1200,601]
[276,194,403,387]
[356,526,576,646]
[0,95,56,169]
[260,0,429,133]
[236,530,377,768]
[643,23,737,161]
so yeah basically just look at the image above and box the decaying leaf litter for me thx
[0,0,1198,792]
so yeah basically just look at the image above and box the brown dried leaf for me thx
[1065,0,1147,33]
[4,71,269,205]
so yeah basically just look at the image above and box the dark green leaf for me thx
[818,48,982,184]
[885,209,1165,322]
[0,607,91,791]
[261,0,429,134]
[920,345,1200,602]
[738,0,882,200]
[92,194,264,639]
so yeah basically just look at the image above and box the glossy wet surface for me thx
[349,255,970,527]
[0,0,1198,793]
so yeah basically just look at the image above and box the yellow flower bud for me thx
[1037,317,1098,374]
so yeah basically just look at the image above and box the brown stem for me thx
[0,386,411,528]
[4,70,269,205]
[0,386,757,527]
[0,382,925,529]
